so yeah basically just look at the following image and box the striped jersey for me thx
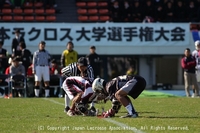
[32,50,51,72]
[61,62,94,83]
[63,76,96,103]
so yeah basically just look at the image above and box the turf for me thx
[0,97,200,133]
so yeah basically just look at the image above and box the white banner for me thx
[0,23,190,46]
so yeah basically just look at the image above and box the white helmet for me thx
[92,78,105,93]
[195,40,200,50]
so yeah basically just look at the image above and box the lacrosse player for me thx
[62,76,100,116]
[92,75,146,118]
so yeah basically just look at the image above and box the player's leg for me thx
[34,66,42,97]
[191,73,199,97]
[43,66,50,97]
[115,77,146,118]
[184,72,191,97]
[62,79,74,113]
[115,78,138,118]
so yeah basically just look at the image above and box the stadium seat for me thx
[2,16,12,21]
[87,2,97,7]
[34,9,45,15]
[10,75,27,97]
[24,16,34,21]
[2,9,12,14]
[23,2,33,8]
[46,16,56,22]
[45,9,55,15]
[13,8,23,14]
[76,2,86,7]
[24,9,34,14]
[99,16,110,21]
[3,4,11,8]
[78,16,88,21]
[35,16,45,21]
[0,74,9,96]
[13,16,24,21]
[99,9,109,14]
[33,2,43,8]
[97,2,108,7]
[88,9,98,15]
[77,9,87,15]
[89,16,99,21]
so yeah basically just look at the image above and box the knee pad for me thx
[111,99,121,113]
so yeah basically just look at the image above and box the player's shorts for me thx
[120,76,146,99]
[35,66,50,82]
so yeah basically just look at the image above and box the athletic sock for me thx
[45,86,50,97]
[65,94,70,107]
[125,103,136,115]
[34,86,40,97]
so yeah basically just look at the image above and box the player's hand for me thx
[102,109,115,118]
[67,109,75,116]
[32,71,35,74]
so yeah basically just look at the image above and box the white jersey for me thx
[62,76,95,103]
[192,50,200,82]
[192,50,200,69]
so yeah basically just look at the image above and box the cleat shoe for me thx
[120,113,138,118]
[64,106,70,113]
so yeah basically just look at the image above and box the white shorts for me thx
[62,79,82,100]
[35,66,50,82]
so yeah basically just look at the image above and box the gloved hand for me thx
[102,109,115,118]
[67,109,75,116]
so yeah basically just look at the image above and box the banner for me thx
[0,23,190,46]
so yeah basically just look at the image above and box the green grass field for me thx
[0,96,200,133]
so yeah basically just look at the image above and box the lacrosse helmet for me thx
[92,78,105,93]
[195,40,200,50]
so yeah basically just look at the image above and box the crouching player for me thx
[92,75,146,118]
[62,76,102,116]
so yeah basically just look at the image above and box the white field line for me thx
[43,98,146,133]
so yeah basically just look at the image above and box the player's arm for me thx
[87,65,94,83]
[71,92,83,110]
[60,51,65,67]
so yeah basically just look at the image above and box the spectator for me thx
[50,59,61,97]
[0,41,8,73]
[143,0,155,21]
[12,29,25,57]
[42,0,56,9]
[60,41,78,68]
[122,0,132,21]
[86,46,101,78]
[181,48,199,97]
[131,1,143,22]
[186,1,197,22]
[10,56,25,97]
[32,41,51,97]
[110,1,123,22]
[174,1,185,22]
[10,0,25,8]
[0,0,5,9]
[19,42,32,75]
[154,1,165,22]
[164,2,174,22]
[50,59,61,75]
